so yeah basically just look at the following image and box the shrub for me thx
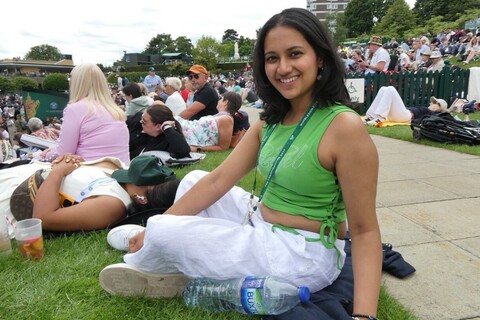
[0,76,15,94]
[42,73,69,91]
[12,76,38,90]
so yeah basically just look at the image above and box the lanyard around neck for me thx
[243,103,317,225]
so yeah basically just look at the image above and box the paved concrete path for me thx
[374,135,480,320]
[241,106,480,320]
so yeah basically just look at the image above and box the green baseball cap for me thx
[112,155,176,186]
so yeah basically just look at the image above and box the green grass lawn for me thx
[0,150,419,320]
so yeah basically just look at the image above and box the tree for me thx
[344,0,395,37]
[373,0,416,38]
[24,44,62,61]
[237,36,255,57]
[175,36,194,55]
[332,13,348,45]
[413,0,436,21]
[413,0,478,23]
[192,36,221,72]
[144,34,176,55]
[219,42,235,58]
[222,29,239,43]
[344,0,376,37]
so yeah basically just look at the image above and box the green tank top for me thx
[258,104,354,263]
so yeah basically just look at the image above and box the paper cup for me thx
[14,218,44,261]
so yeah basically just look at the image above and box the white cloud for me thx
[0,0,417,66]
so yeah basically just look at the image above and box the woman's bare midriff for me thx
[86,160,122,173]
[259,203,347,239]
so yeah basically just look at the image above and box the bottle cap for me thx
[298,287,310,303]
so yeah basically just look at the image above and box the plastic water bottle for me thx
[183,275,310,315]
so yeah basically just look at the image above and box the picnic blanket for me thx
[361,116,411,128]
[375,120,410,128]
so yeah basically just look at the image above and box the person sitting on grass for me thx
[175,91,249,151]
[99,8,381,320]
[129,101,191,160]
[26,117,60,142]
[363,86,448,126]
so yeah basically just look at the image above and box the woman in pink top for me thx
[40,64,130,164]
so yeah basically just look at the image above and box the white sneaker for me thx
[99,263,189,298]
[366,118,384,127]
[107,224,145,251]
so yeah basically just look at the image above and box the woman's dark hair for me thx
[122,83,142,99]
[146,102,183,133]
[130,179,180,212]
[253,7,351,124]
[222,92,245,133]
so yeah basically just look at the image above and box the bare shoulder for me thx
[328,111,372,142]
[320,110,377,170]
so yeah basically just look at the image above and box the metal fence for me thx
[348,67,470,114]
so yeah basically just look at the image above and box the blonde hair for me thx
[68,63,126,121]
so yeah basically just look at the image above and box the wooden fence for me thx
[348,67,470,114]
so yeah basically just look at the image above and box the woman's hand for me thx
[129,230,145,253]
[52,153,85,165]
[51,154,83,176]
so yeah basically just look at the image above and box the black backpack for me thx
[411,112,480,145]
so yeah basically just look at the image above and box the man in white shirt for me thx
[164,77,186,116]
[360,35,391,74]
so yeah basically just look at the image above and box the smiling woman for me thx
[99,8,381,320]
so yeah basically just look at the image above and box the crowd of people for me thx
[1,59,256,240]
[341,27,480,75]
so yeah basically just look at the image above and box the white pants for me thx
[366,86,412,122]
[124,170,345,292]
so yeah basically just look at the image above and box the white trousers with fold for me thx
[367,86,412,122]
[123,170,345,292]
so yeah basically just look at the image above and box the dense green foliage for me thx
[0,76,15,94]
[41,73,69,91]
[11,76,38,90]
[191,36,221,72]
[24,44,62,61]
[342,0,478,42]
[373,0,416,38]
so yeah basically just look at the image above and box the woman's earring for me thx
[317,67,324,81]
[133,193,147,204]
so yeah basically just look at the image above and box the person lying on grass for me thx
[363,86,448,126]
[2,154,178,233]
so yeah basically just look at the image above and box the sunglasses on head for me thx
[188,74,200,80]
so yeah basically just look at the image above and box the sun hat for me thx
[421,50,432,56]
[430,50,443,59]
[368,35,383,46]
[430,96,448,110]
[112,155,176,186]
[149,67,155,72]
[186,64,208,75]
